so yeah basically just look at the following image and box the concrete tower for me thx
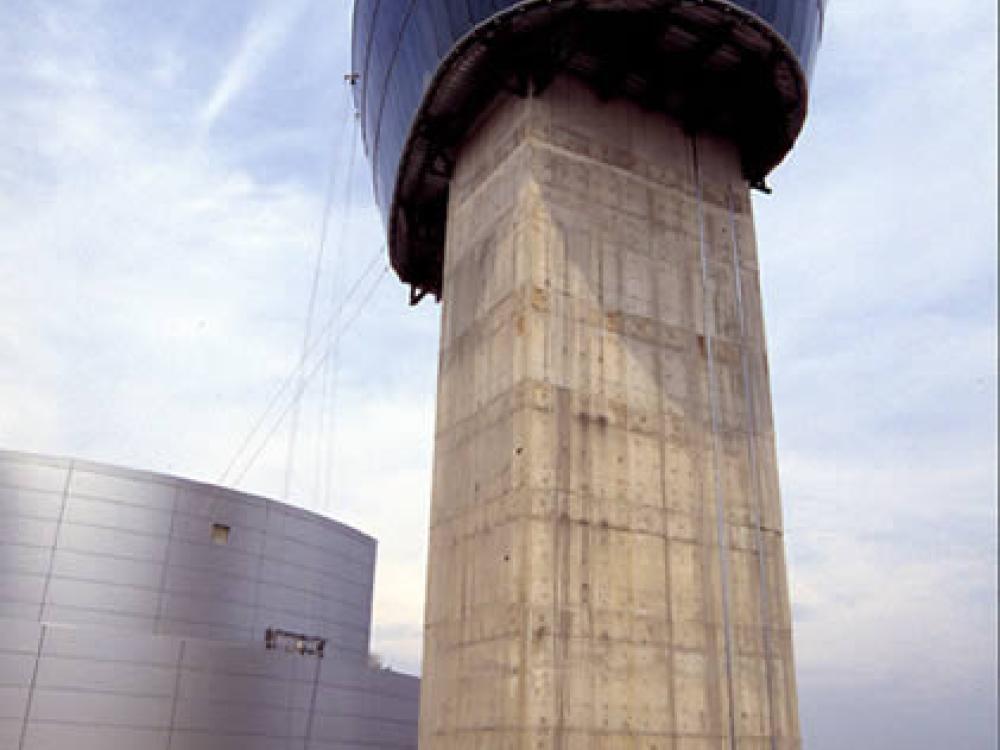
[353,2,823,748]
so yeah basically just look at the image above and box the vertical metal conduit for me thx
[302,654,324,749]
[691,135,738,750]
[727,189,779,748]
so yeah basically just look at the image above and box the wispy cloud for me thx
[0,1,995,745]
[753,1,998,746]
[199,0,310,132]
[0,0,433,675]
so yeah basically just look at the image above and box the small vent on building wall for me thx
[211,523,231,545]
[266,628,326,658]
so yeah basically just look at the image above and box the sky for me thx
[0,1,996,748]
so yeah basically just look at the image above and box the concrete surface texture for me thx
[420,76,799,749]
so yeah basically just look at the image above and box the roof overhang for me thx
[389,0,809,302]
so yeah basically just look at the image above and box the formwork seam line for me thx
[692,135,738,750]
[727,188,779,749]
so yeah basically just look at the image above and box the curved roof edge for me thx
[0,448,376,545]
[353,0,822,301]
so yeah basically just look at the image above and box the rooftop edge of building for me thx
[0,448,380,651]
[351,0,824,302]
[0,448,377,548]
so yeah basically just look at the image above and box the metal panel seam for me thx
[301,652,323,748]
[153,485,181,635]
[370,0,421,210]
[16,624,45,750]
[358,0,383,143]
[37,463,74,622]
[165,640,185,750]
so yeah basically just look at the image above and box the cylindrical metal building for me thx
[0,450,418,749]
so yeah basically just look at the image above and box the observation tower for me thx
[353,1,823,747]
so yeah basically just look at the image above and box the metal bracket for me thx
[409,285,429,306]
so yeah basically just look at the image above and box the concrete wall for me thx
[421,77,799,748]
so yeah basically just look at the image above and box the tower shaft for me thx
[421,78,799,748]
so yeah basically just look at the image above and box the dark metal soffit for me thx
[389,0,810,303]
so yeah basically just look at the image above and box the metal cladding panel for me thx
[0,620,419,750]
[352,0,824,230]
[0,450,375,654]
[0,451,419,749]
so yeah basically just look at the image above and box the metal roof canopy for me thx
[389,0,809,303]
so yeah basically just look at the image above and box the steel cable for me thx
[283,86,357,500]
[218,246,385,485]
[313,113,360,510]
[230,265,389,486]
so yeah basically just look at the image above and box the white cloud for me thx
[199,0,311,132]
[0,0,437,676]
[754,1,998,745]
[0,2,995,745]
[785,449,996,682]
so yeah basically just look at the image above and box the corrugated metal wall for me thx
[0,451,418,749]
